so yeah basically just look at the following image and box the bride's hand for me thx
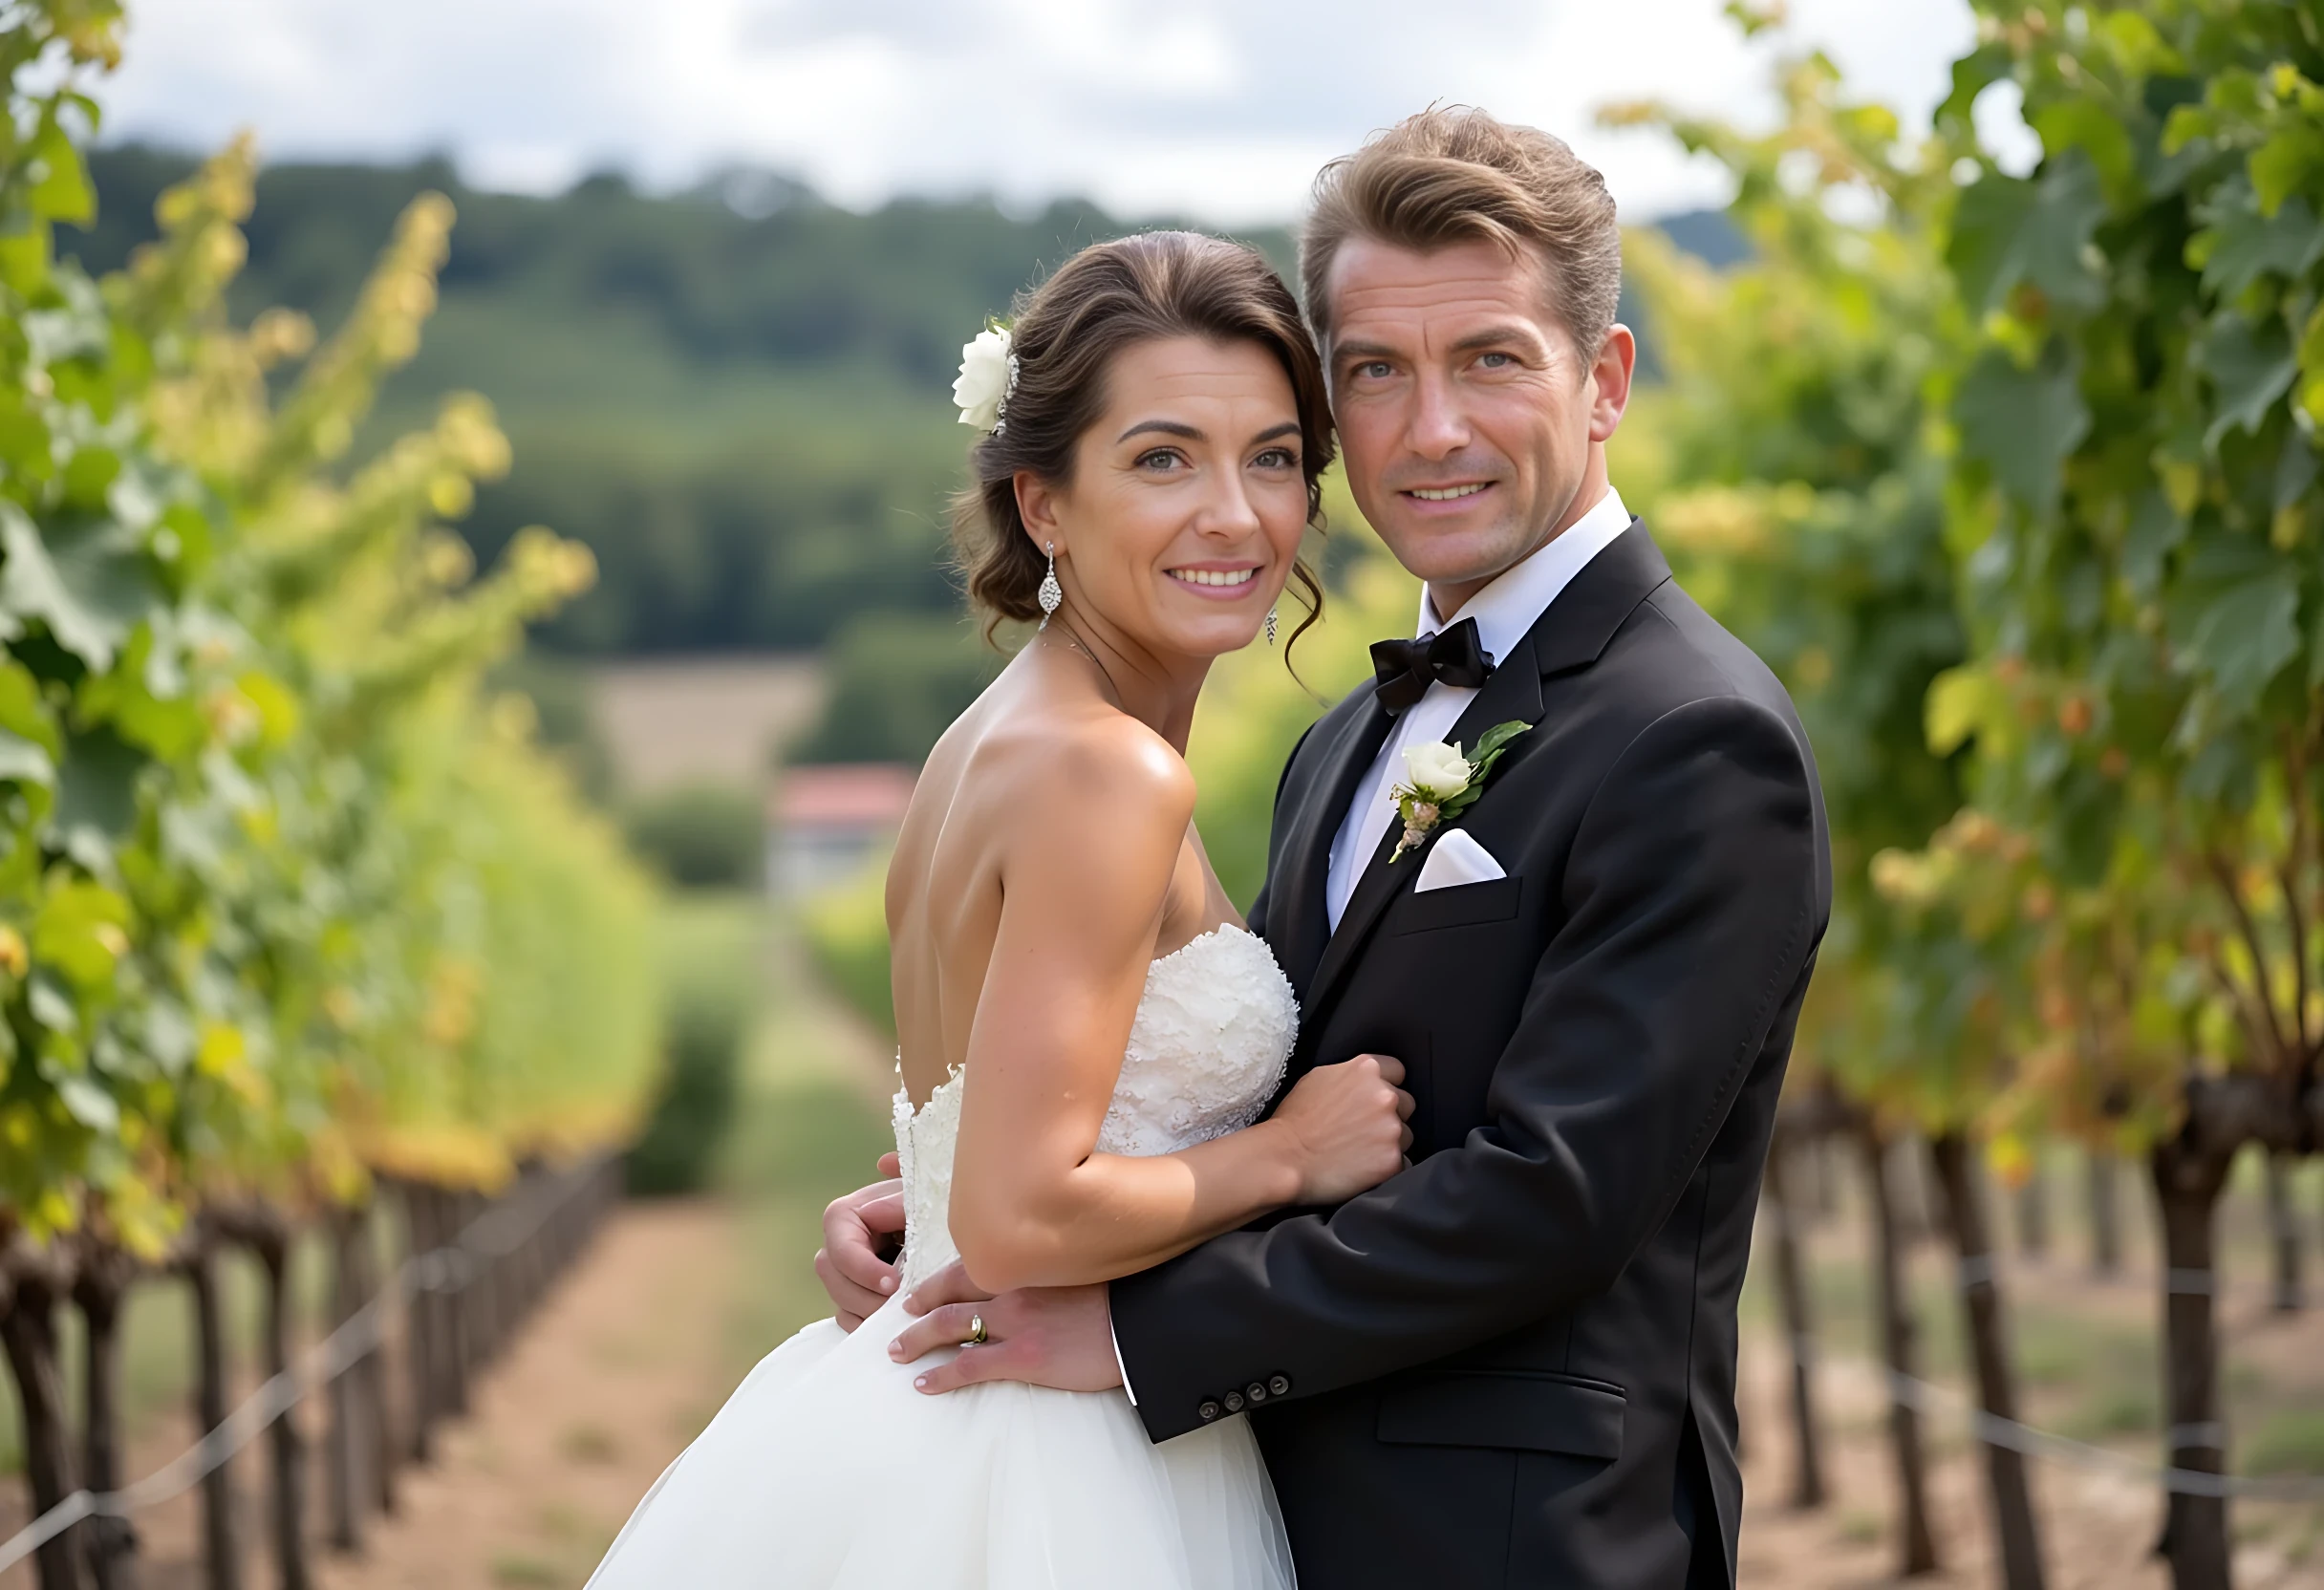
[815,1152,907,1331]
[1271,1053,1413,1205]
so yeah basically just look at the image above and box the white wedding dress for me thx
[588,924,1301,1589]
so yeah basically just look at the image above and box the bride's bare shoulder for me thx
[970,700,1194,855]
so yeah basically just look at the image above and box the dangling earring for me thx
[1265,604,1279,647]
[1038,543,1063,629]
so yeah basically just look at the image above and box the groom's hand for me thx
[890,1260,1122,1395]
[814,1152,906,1332]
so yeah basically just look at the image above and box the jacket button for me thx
[1197,1400,1221,1423]
[1268,1374,1292,1397]
[1245,1381,1269,1404]
[1223,1390,1246,1413]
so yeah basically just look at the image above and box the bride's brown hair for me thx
[953,230,1333,652]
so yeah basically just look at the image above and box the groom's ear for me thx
[1587,325,1637,443]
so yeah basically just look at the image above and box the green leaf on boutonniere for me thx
[1388,720,1533,862]
[1435,720,1531,823]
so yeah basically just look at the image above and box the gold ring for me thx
[966,1314,988,1346]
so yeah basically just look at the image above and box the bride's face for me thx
[1017,335,1308,662]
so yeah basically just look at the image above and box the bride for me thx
[586,230,1413,1589]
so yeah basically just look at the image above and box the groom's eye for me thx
[1354,360,1393,380]
[1477,352,1516,369]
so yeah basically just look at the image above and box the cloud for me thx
[97,0,1978,223]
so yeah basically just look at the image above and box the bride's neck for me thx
[1041,611,1209,753]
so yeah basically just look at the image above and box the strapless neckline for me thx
[895,923,1258,1118]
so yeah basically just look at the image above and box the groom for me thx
[821,107,1829,1589]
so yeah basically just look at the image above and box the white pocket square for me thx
[1412,827,1507,893]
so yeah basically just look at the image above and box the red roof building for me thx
[768,763,917,894]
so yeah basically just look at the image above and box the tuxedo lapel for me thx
[1302,633,1545,1026]
[1270,696,1394,1000]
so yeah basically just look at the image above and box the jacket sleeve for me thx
[1240,719,1319,944]
[1111,694,1824,1442]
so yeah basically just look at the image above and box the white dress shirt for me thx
[1112,486,1631,1407]
[1323,486,1632,929]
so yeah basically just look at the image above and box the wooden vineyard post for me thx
[2266,1152,2303,1314]
[1929,1132,2045,1590]
[1859,1125,1940,1576]
[351,1200,397,1516]
[511,1166,543,1327]
[73,1240,140,1590]
[2086,1150,2122,1277]
[235,1212,311,1590]
[1763,1130,1825,1509]
[2016,1153,2050,1261]
[474,1187,502,1366]
[435,1187,469,1420]
[184,1229,242,1590]
[461,1189,492,1373]
[326,1204,366,1554]
[2149,1096,2243,1590]
[2,1235,88,1590]
[399,1182,436,1465]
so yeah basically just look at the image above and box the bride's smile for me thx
[1015,333,1310,675]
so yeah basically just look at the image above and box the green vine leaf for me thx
[2192,312,2298,450]
[0,503,156,671]
[1955,340,2089,512]
[2180,577,2301,716]
[2193,192,2324,300]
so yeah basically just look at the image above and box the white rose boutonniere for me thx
[1388,720,1531,863]
[953,321,1018,433]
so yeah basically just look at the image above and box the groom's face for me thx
[1323,236,1626,609]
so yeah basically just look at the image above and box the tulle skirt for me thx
[585,1292,1295,1589]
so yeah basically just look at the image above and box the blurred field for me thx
[591,658,824,797]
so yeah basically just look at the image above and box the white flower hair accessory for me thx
[954,320,1020,434]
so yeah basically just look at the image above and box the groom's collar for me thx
[1414,485,1632,672]
[1527,514,1671,677]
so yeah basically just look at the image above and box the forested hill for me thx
[65,148,1734,655]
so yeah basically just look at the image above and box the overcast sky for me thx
[94,0,1986,225]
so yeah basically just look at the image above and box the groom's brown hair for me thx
[1302,105,1621,362]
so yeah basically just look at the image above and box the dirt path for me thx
[299,1199,737,1590]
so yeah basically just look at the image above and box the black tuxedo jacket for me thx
[1111,523,1830,1590]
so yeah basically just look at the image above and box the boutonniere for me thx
[1388,720,1531,863]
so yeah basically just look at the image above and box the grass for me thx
[2060,1379,2161,1441]
[717,907,893,1385]
[557,1422,623,1465]
[616,886,893,1386]
[488,1550,566,1587]
[2245,1409,2324,1476]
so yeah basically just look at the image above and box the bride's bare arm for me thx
[946,723,1408,1295]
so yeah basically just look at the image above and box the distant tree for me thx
[624,784,766,890]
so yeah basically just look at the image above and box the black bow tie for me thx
[1369,617,1496,715]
